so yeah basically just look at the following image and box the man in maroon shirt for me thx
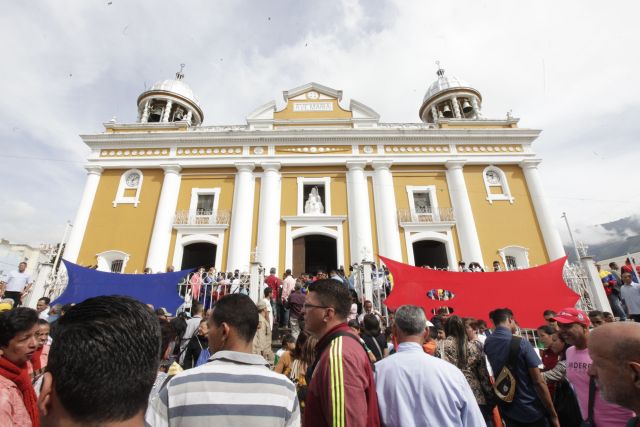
[303,279,380,427]
[264,267,281,325]
[287,282,306,338]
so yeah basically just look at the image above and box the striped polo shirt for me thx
[145,350,300,427]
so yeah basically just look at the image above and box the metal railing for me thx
[177,271,256,312]
[397,207,455,224]
[173,209,231,226]
[563,263,596,312]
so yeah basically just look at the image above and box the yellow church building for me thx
[62,66,565,275]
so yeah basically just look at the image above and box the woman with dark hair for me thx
[183,318,209,369]
[537,324,558,374]
[274,331,318,414]
[541,332,568,397]
[436,315,495,424]
[0,307,41,426]
[149,318,187,402]
[361,313,388,361]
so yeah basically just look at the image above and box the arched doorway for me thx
[181,242,217,270]
[292,235,337,276]
[412,240,448,269]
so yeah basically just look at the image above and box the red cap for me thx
[552,307,590,326]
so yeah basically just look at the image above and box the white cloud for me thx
[1,0,639,245]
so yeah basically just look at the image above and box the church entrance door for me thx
[181,242,217,270]
[412,240,448,269]
[292,235,337,276]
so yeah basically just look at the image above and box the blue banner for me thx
[53,260,192,313]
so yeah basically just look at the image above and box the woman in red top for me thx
[538,325,568,398]
[538,325,558,370]
[0,307,41,426]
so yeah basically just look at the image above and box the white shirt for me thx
[375,342,485,427]
[621,282,640,315]
[262,297,273,329]
[281,276,296,302]
[358,311,382,325]
[6,270,31,292]
[179,315,202,364]
[38,308,50,321]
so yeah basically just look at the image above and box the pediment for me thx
[247,82,379,129]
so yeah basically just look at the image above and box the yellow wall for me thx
[78,169,164,272]
[167,169,237,269]
[464,165,549,266]
[391,166,462,262]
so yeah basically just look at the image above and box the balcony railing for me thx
[174,209,231,226]
[397,207,455,224]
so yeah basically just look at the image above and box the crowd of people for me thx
[596,259,640,322]
[1,259,640,426]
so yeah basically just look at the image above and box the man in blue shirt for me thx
[374,305,485,426]
[484,308,559,427]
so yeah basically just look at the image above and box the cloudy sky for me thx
[1,0,639,248]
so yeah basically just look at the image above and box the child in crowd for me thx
[274,334,295,366]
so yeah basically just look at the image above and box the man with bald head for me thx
[588,322,640,426]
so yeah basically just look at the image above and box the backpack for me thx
[493,336,521,403]
[196,348,211,367]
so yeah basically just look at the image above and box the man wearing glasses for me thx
[302,279,380,427]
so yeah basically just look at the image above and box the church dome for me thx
[148,79,201,108]
[422,73,472,104]
[419,64,482,124]
[136,65,204,125]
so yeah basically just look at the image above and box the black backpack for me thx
[493,336,521,403]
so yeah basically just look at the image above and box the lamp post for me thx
[561,212,581,263]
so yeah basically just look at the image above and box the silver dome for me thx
[423,74,473,104]
[148,79,201,107]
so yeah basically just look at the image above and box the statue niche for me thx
[304,186,324,214]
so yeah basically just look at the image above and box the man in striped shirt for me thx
[146,294,300,426]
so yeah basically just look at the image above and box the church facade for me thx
[63,67,565,275]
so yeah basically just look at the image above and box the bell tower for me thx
[419,62,482,124]
[137,64,204,126]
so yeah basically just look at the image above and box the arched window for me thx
[96,250,130,273]
[483,166,514,204]
[113,169,143,207]
[498,246,529,270]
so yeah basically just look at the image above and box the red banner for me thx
[380,256,579,329]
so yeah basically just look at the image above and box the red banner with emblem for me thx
[380,256,579,329]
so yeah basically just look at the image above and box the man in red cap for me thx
[554,308,634,426]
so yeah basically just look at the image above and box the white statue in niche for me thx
[304,186,324,214]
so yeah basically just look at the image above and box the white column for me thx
[581,256,612,312]
[445,160,485,266]
[346,161,374,263]
[520,159,566,260]
[64,166,103,263]
[227,163,256,271]
[452,96,461,118]
[146,165,182,272]
[371,160,402,262]
[256,162,281,272]
[162,100,173,122]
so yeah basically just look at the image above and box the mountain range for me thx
[564,215,640,262]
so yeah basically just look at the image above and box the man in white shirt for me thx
[375,305,485,426]
[357,300,383,325]
[179,301,203,365]
[3,262,32,307]
[37,297,51,321]
[621,271,640,322]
